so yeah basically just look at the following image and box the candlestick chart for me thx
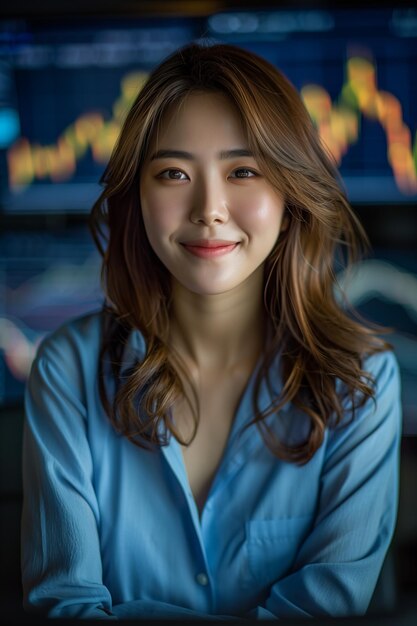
[301,55,417,196]
[6,72,148,191]
[4,55,417,198]
[0,8,416,433]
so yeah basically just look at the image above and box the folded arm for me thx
[22,343,401,620]
[247,351,402,619]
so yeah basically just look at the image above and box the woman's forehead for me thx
[150,92,248,151]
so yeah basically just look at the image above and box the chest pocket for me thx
[245,516,313,586]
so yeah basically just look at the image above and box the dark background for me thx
[0,1,416,623]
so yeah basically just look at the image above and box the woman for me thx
[21,42,401,620]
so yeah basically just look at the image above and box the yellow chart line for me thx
[7,57,417,195]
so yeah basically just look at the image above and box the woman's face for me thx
[140,91,287,296]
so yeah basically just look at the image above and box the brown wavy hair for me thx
[88,42,391,464]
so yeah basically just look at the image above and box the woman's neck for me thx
[168,269,266,374]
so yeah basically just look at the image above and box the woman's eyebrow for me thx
[150,148,254,161]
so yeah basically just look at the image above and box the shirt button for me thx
[196,572,209,586]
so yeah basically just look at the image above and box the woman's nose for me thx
[189,178,229,225]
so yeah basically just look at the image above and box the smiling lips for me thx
[180,239,240,258]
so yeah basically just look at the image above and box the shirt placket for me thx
[159,427,216,612]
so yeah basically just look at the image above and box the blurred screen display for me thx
[0,7,415,213]
[0,6,416,434]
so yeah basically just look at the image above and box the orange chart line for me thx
[7,72,149,191]
[6,57,417,195]
[301,56,417,195]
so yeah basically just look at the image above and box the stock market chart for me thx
[0,6,415,432]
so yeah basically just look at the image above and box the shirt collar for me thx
[118,326,306,449]
[120,325,291,415]
[120,325,279,373]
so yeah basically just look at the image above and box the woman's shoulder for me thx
[33,308,104,368]
[24,310,106,416]
[332,348,401,440]
[362,348,400,393]
[332,348,400,403]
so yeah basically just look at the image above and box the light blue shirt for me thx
[21,310,402,620]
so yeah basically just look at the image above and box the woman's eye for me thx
[231,168,257,179]
[156,167,257,181]
[158,169,188,180]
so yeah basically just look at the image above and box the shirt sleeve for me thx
[246,350,402,619]
[22,338,402,621]
[21,342,240,622]
[21,346,118,620]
